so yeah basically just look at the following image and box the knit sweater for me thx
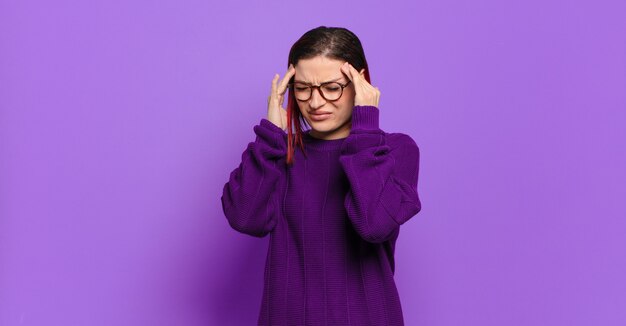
[220,105,422,325]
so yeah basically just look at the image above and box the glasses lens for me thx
[321,82,343,101]
[292,83,311,101]
[291,82,344,101]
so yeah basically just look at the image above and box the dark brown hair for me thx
[285,26,372,166]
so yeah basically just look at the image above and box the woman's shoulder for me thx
[385,131,419,152]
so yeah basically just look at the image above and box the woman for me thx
[220,26,422,325]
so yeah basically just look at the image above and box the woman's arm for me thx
[220,118,286,238]
[339,105,422,243]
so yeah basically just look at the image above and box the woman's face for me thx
[294,56,357,140]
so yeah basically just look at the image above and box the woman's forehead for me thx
[295,58,346,83]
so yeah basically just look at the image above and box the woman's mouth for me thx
[310,112,332,121]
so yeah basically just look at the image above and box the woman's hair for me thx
[284,26,372,166]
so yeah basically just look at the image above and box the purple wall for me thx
[1,0,625,325]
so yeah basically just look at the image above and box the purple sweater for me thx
[220,105,422,325]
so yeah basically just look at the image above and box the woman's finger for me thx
[271,73,279,98]
[340,62,355,84]
[278,64,296,95]
[342,62,370,90]
[347,63,369,92]
[341,62,380,107]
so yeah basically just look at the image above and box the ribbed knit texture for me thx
[220,105,422,325]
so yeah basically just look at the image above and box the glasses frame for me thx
[287,80,352,102]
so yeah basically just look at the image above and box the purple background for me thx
[1,0,625,325]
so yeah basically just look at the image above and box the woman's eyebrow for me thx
[294,77,343,85]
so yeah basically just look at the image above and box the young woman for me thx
[220,26,422,325]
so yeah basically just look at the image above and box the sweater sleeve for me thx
[339,105,422,243]
[220,118,287,238]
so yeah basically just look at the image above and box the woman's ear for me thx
[359,68,365,76]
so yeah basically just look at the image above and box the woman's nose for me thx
[309,87,326,108]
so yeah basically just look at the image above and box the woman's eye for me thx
[295,87,308,91]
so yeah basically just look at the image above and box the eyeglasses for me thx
[287,80,352,102]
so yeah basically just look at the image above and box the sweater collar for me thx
[301,130,346,151]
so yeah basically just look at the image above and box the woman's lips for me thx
[310,112,332,121]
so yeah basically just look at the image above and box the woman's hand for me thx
[267,64,296,130]
[340,62,380,108]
